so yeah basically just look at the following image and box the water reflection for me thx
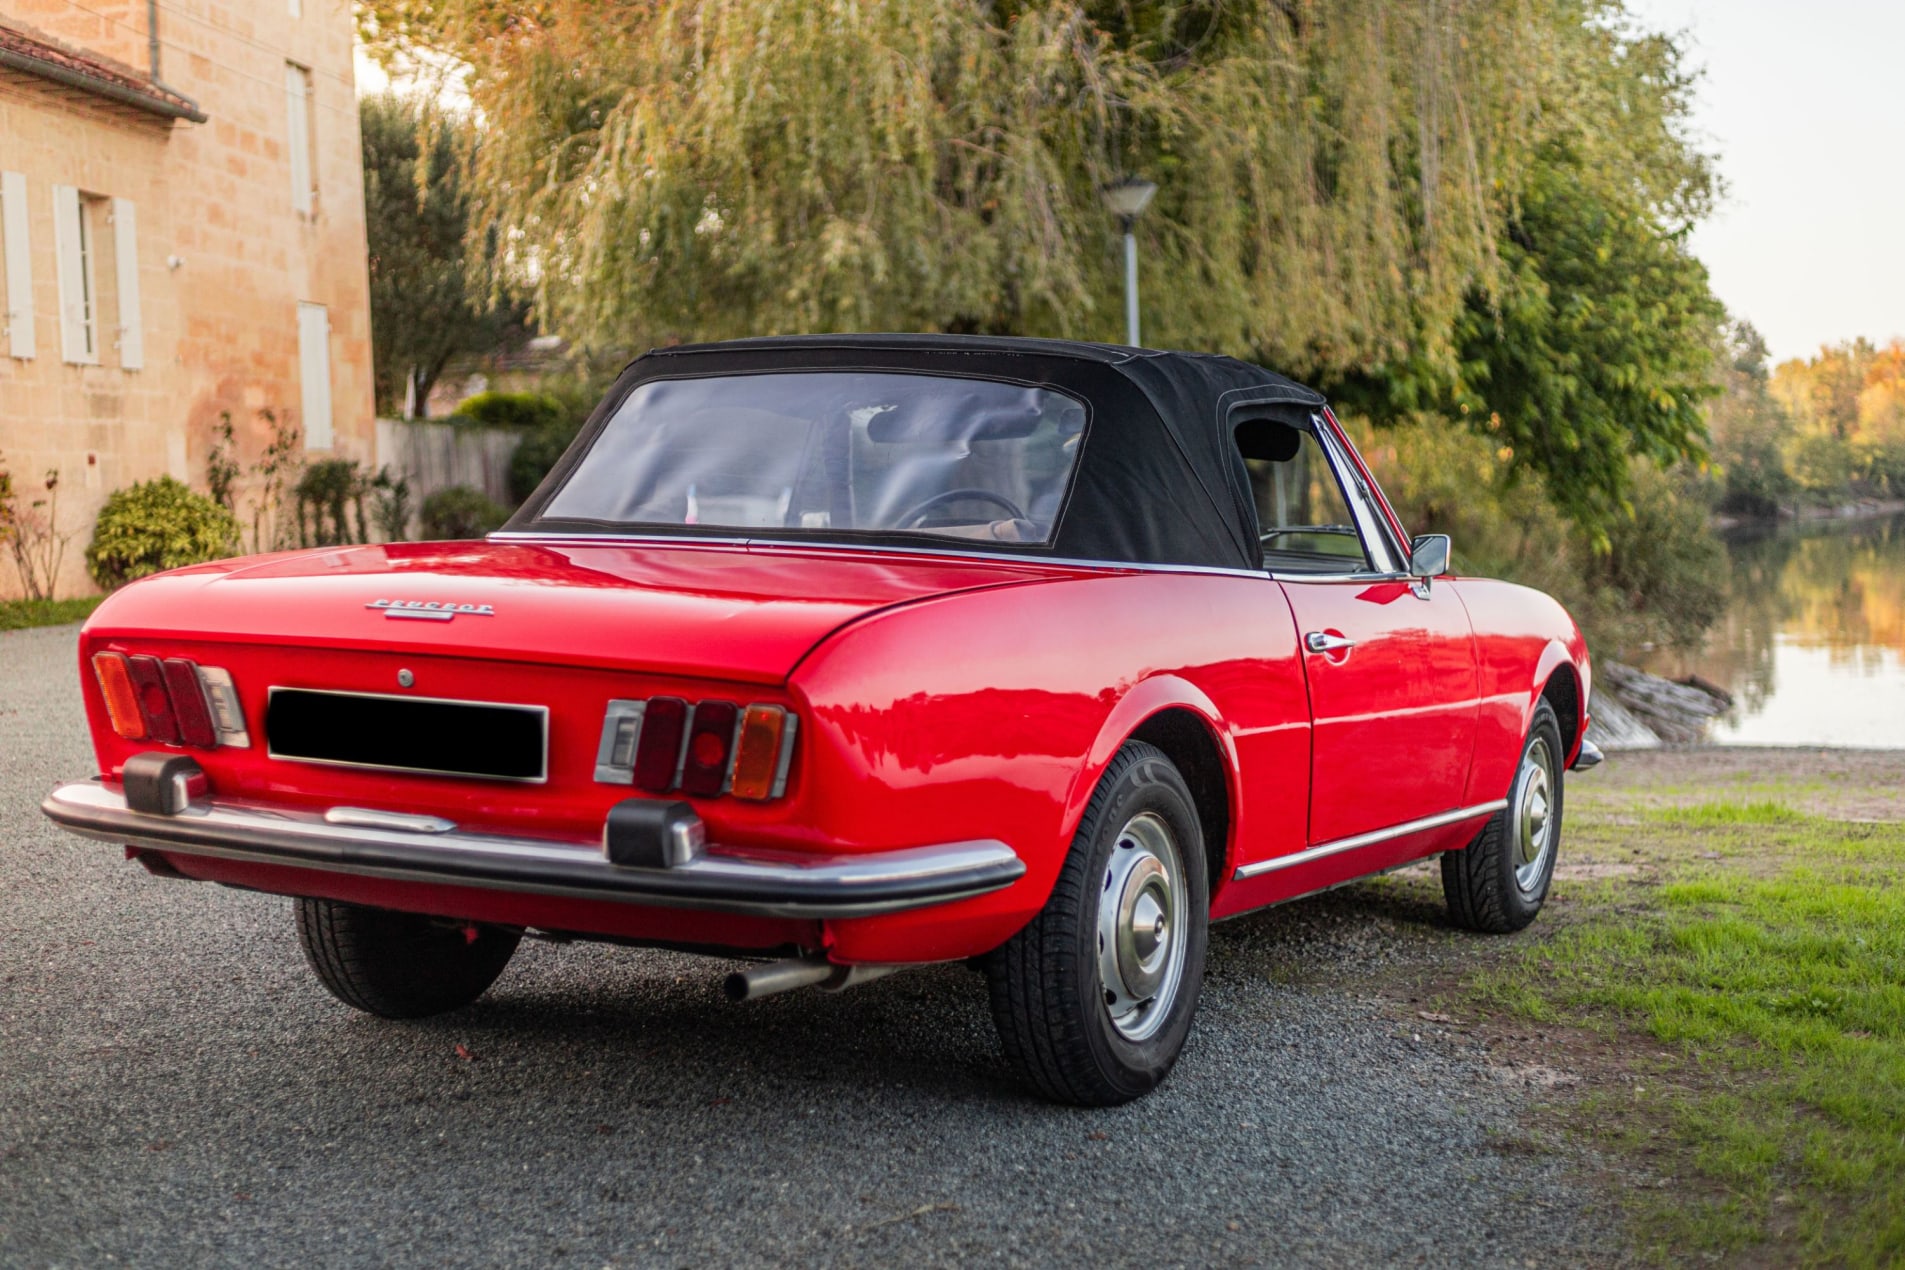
[1639,513,1905,748]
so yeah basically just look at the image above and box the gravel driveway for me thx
[0,623,1622,1267]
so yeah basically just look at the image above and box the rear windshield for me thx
[540,371,1087,546]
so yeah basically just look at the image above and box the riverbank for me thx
[1348,746,1905,1264]
[1712,496,1905,531]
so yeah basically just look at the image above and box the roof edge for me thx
[0,23,206,124]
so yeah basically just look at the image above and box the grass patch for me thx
[0,596,103,631]
[1474,803,1905,1264]
[1646,799,1812,827]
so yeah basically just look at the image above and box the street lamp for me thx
[1101,176,1156,347]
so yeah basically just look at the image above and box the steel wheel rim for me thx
[1097,811,1187,1042]
[1513,736,1556,892]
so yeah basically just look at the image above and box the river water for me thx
[1638,512,1905,748]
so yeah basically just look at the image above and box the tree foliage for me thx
[359,1,1726,532]
[362,93,527,415]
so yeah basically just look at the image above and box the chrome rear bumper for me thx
[41,779,1023,920]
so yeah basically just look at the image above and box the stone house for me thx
[0,0,373,597]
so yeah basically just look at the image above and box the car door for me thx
[1244,418,1480,848]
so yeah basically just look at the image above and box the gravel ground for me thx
[1,623,1624,1267]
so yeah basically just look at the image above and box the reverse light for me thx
[90,652,250,750]
[595,696,796,800]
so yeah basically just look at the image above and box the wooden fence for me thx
[375,418,521,511]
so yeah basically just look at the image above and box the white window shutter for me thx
[2,171,33,359]
[298,302,334,450]
[112,198,143,370]
[285,65,313,215]
[52,184,95,364]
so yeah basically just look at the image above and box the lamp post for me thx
[1101,176,1156,347]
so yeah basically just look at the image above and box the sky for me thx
[356,6,1903,366]
[1623,0,1905,364]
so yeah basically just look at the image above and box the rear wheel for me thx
[296,898,520,1018]
[985,741,1209,1106]
[1442,698,1563,933]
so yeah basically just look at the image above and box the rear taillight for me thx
[90,652,250,750]
[92,653,146,740]
[731,704,795,801]
[595,697,796,801]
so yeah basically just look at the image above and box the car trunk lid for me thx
[84,539,1086,684]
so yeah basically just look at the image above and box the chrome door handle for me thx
[1304,631,1356,654]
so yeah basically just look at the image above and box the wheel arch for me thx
[1532,639,1587,763]
[1070,676,1240,909]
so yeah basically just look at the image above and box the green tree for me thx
[362,93,526,415]
[359,1,1726,532]
[1708,321,1798,517]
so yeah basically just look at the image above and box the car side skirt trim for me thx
[1232,800,1507,880]
[41,780,1024,920]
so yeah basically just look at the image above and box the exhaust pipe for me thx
[723,957,904,1002]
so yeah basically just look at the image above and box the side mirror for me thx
[1409,533,1451,580]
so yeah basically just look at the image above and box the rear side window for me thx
[542,371,1087,546]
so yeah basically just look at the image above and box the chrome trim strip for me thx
[323,807,457,834]
[42,781,1024,920]
[265,686,551,785]
[484,531,1276,581]
[1232,800,1508,880]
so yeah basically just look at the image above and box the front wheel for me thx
[985,741,1209,1106]
[296,898,520,1018]
[1442,698,1564,933]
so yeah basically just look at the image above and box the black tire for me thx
[985,741,1209,1106]
[295,898,520,1018]
[1442,698,1564,933]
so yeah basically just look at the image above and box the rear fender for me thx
[1065,676,1241,887]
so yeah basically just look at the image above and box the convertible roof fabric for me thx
[510,334,1329,570]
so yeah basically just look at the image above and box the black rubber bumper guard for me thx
[41,757,1024,921]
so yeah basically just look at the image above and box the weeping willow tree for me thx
[361,2,1558,364]
[361,0,1721,531]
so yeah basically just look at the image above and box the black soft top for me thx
[509,334,1329,571]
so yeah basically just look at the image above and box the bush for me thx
[448,389,589,504]
[450,391,567,432]
[508,420,584,503]
[420,486,509,540]
[86,476,241,590]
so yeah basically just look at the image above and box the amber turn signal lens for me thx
[729,705,789,801]
[92,652,148,740]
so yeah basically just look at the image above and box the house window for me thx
[298,301,334,450]
[285,63,317,215]
[2,170,34,359]
[52,184,99,364]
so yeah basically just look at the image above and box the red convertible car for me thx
[44,335,1596,1105]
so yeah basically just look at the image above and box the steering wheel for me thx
[895,488,1027,529]
[1260,524,1360,544]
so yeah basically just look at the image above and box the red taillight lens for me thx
[125,655,180,744]
[730,704,794,801]
[631,697,688,792]
[90,652,246,750]
[92,652,147,740]
[600,695,794,799]
[162,659,218,748]
[680,701,738,796]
